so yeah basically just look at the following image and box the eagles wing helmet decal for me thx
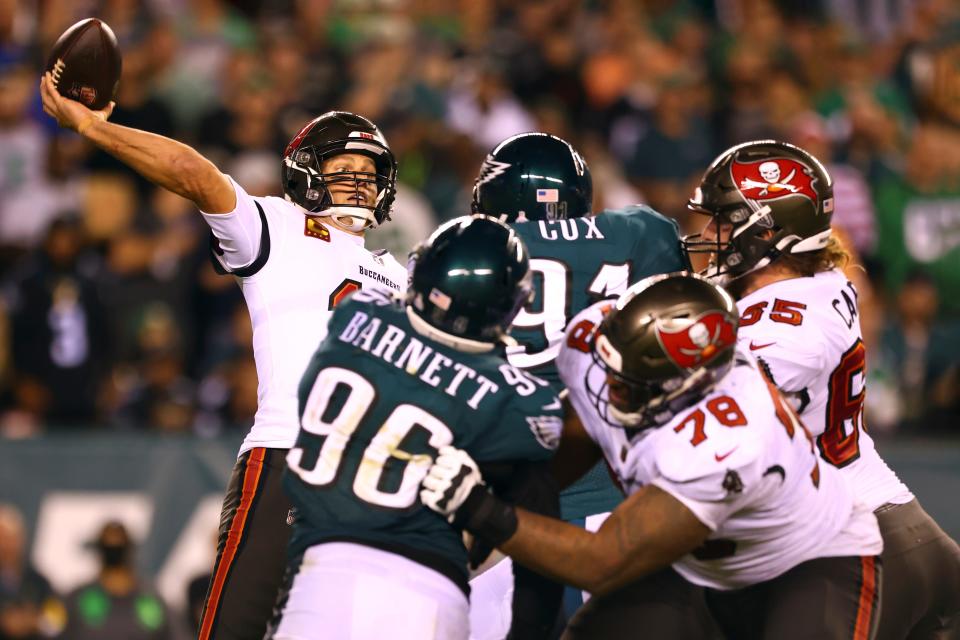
[476,155,512,185]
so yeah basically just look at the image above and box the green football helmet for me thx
[471,132,592,222]
[684,140,834,283]
[407,214,533,352]
[586,273,739,430]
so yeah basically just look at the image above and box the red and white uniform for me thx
[736,269,913,511]
[557,302,882,590]
[202,178,407,454]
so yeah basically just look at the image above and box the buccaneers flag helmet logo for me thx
[655,311,737,370]
[730,157,819,208]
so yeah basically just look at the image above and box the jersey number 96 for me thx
[287,367,453,509]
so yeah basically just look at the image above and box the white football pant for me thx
[273,542,469,640]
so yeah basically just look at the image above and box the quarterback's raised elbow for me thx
[179,156,235,214]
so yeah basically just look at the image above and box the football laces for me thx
[50,59,65,88]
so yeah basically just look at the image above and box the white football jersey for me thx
[557,302,882,590]
[736,270,913,511]
[202,178,408,454]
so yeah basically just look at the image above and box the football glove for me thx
[421,446,518,547]
[420,446,484,521]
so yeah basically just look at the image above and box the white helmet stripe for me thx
[731,205,772,239]
[790,228,832,252]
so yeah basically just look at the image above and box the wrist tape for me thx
[453,484,518,548]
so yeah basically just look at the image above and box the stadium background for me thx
[0,0,958,637]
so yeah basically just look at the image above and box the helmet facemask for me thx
[288,144,395,232]
[586,336,730,432]
[684,199,782,285]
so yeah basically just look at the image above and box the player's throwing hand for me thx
[40,72,114,133]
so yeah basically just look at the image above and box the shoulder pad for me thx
[497,362,558,402]
[651,401,766,501]
[566,300,613,339]
[603,204,680,229]
[559,301,612,361]
[736,326,823,392]
[511,388,564,451]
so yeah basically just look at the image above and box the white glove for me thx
[420,445,484,522]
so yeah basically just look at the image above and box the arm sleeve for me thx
[200,177,268,272]
[649,475,735,532]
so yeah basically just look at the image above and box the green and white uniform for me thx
[274,289,561,640]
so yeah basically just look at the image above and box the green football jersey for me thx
[284,289,561,579]
[509,205,689,519]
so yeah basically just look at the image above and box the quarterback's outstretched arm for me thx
[40,73,235,214]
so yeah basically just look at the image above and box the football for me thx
[45,18,122,111]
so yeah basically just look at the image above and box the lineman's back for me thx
[510,205,688,519]
[735,270,912,510]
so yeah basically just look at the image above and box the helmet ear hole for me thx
[727,207,750,224]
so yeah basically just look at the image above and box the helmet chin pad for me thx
[318,205,377,232]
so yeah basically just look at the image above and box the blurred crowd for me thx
[1,0,959,441]
[0,501,208,639]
